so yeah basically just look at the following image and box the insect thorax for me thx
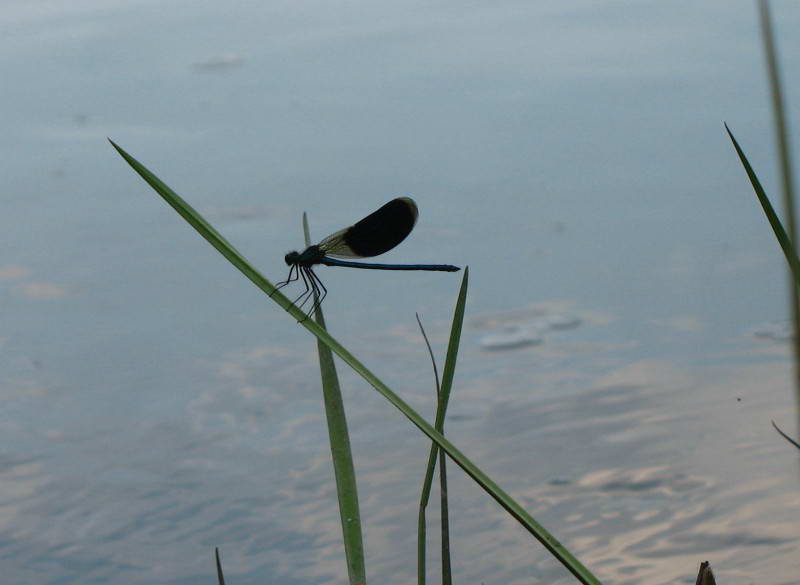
[285,245,324,267]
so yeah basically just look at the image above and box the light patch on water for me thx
[474,304,584,351]
[538,313,581,330]
[202,204,279,222]
[652,314,704,333]
[480,324,544,350]
[592,359,693,391]
[16,282,67,299]
[191,53,246,72]
[1,378,49,399]
[0,265,29,280]
[751,320,793,342]
[470,300,577,329]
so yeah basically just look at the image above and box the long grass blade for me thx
[724,125,800,288]
[759,0,797,243]
[758,0,800,447]
[415,313,452,585]
[436,272,467,585]
[303,213,366,585]
[110,140,604,585]
[416,271,467,585]
[415,314,433,585]
[438,440,451,585]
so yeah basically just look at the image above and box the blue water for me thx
[1,1,799,583]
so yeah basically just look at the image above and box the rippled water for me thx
[2,1,800,584]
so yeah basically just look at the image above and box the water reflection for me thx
[1,313,799,584]
[476,305,582,350]
[191,54,246,73]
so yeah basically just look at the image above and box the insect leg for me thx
[307,268,323,317]
[293,267,314,310]
[270,264,299,297]
[298,268,324,322]
[306,268,328,316]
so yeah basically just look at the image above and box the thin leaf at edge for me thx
[725,124,800,288]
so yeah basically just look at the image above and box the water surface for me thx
[1,1,800,583]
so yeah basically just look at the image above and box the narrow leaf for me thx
[417,271,467,585]
[304,213,366,585]
[415,313,452,585]
[724,125,800,288]
[757,0,800,454]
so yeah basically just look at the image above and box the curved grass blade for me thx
[415,313,452,585]
[303,213,366,585]
[416,314,442,398]
[724,124,800,288]
[417,270,467,585]
[109,140,604,585]
[771,419,800,450]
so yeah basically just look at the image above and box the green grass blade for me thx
[303,213,366,585]
[439,269,467,428]
[414,313,452,585]
[419,270,468,507]
[417,271,467,585]
[110,141,604,585]
[759,0,797,244]
[108,139,298,315]
[438,444,451,585]
[724,125,800,288]
[415,314,434,585]
[758,0,800,447]
[436,271,466,585]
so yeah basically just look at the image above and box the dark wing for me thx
[318,197,419,258]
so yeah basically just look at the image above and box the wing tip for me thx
[395,196,419,222]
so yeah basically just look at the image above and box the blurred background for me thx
[2,1,800,583]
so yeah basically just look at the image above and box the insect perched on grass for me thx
[273,197,460,316]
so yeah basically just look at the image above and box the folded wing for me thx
[318,197,419,258]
